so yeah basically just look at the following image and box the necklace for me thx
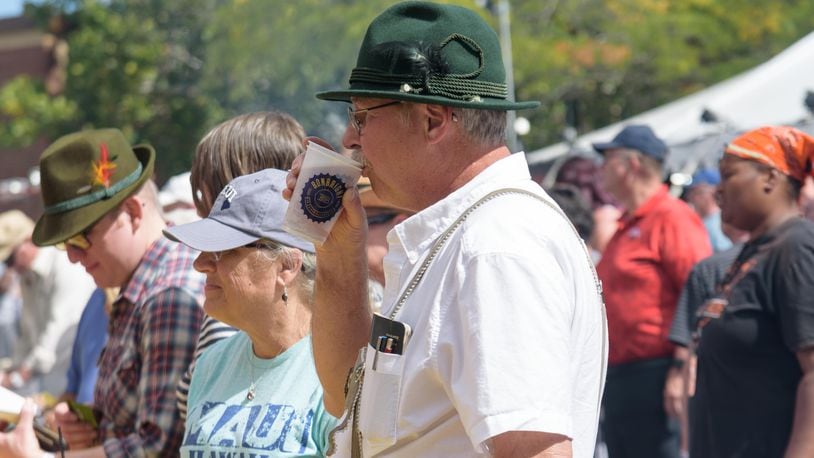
[245,339,289,401]
[245,344,259,401]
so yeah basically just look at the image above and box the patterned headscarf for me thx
[724,126,814,182]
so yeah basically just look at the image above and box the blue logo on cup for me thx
[300,173,346,223]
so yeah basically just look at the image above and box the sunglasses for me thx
[55,207,123,251]
[366,212,399,226]
[347,101,402,136]
[55,231,92,251]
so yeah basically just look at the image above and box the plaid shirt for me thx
[94,236,204,457]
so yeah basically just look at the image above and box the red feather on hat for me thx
[92,143,117,189]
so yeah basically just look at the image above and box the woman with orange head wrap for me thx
[690,126,814,457]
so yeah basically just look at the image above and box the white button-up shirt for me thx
[345,153,607,458]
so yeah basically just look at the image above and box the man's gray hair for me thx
[397,102,507,146]
[456,108,507,146]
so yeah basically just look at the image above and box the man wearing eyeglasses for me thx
[0,210,94,397]
[286,2,608,457]
[0,129,204,458]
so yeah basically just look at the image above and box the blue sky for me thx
[0,0,24,19]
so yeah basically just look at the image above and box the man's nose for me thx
[65,245,84,264]
[342,123,361,152]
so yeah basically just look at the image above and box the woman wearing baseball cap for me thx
[164,168,337,457]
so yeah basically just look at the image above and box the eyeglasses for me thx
[347,101,402,135]
[209,241,273,262]
[56,230,92,251]
[55,208,122,251]
[366,212,399,226]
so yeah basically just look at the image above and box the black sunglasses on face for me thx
[366,212,399,226]
[3,250,15,267]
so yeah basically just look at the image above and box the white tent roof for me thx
[527,31,814,173]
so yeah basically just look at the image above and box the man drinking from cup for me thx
[284,2,608,457]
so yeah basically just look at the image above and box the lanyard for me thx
[693,243,760,342]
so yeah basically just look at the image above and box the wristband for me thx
[671,358,686,370]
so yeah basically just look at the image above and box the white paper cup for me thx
[283,141,362,245]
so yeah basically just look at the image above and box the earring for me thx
[282,286,288,304]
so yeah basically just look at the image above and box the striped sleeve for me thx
[175,314,237,420]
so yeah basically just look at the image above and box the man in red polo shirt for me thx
[594,125,711,458]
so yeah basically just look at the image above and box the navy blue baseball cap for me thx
[163,168,315,254]
[689,168,721,187]
[592,125,668,162]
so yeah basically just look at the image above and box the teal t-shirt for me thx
[181,333,338,457]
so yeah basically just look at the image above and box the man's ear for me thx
[625,151,642,175]
[424,104,454,144]
[121,195,144,230]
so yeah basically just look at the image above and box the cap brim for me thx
[165,217,317,254]
[592,141,623,154]
[32,144,156,247]
[316,89,540,111]
[163,218,258,252]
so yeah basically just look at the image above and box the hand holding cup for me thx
[283,140,363,245]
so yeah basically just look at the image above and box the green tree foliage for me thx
[1,0,813,179]
[199,0,390,144]
[0,0,220,179]
[200,0,478,145]
[0,77,76,143]
[510,0,814,148]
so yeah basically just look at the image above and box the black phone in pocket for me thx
[369,313,412,355]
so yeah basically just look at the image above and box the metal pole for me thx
[497,0,518,153]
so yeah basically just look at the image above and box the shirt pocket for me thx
[113,345,140,392]
[359,343,407,454]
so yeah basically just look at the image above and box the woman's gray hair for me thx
[253,239,316,305]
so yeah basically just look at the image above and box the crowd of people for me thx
[0,1,813,457]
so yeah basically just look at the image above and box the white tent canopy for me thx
[527,31,814,174]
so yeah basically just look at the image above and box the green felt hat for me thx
[317,1,539,111]
[32,128,155,247]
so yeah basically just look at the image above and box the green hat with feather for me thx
[32,128,155,247]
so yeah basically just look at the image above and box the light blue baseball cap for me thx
[163,168,315,254]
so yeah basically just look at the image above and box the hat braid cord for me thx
[348,33,507,101]
[43,163,144,215]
